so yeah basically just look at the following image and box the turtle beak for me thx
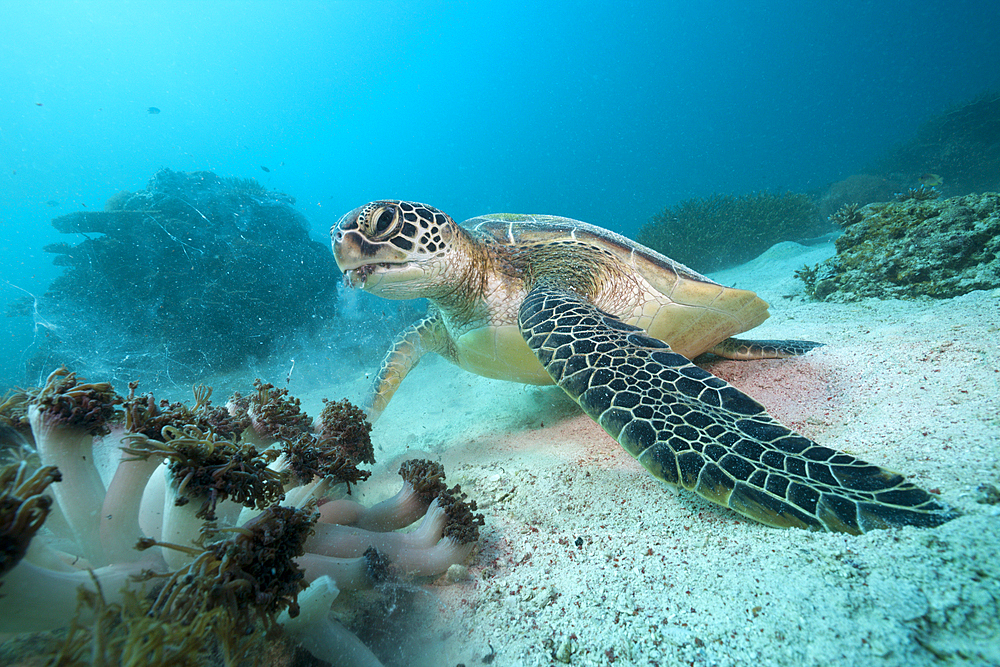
[333,226,408,291]
[331,206,366,270]
[331,229,361,272]
[332,220,381,273]
[331,242,369,291]
[333,229,401,274]
[332,231,376,290]
[332,204,415,292]
[341,264,375,289]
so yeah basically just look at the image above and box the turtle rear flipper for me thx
[709,337,825,360]
[518,284,959,534]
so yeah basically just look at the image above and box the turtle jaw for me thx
[333,226,413,293]
[335,247,430,298]
[340,261,410,291]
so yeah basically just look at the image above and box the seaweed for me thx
[636,191,828,272]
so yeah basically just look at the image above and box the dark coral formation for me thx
[819,91,1000,217]
[637,191,828,273]
[123,426,287,521]
[437,484,485,544]
[123,382,243,441]
[2,369,483,666]
[280,432,372,490]
[317,397,375,465]
[245,379,314,440]
[797,193,1000,300]
[13,169,339,385]
[817,173,907,219]
[398,459,447,504]
[28,366,120,437]
[874,91,1000,197]
[0,462,60,578]
[141,504,318,629]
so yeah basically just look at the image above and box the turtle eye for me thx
[371,207,397,238]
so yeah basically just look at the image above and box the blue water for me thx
[1,0,998,388]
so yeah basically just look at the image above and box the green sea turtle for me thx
[332,200,956,534]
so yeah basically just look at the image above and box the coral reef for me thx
[829,202,864,228]
[796,193,1000,300]
[816,91,1000,219]
[0,367,483,666]
[894,184,941,202]
[873,91,1000,197]
[817,173,906,219]
[10,169,340,386]
[636,191,828,272]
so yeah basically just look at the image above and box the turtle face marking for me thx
[332,200,456,298]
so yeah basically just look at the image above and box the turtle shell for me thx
[462,213,770,359]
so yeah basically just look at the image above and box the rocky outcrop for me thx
[798,192,1000,300]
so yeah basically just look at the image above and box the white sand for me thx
[325,240,1000,667]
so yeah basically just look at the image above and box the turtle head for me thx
[332,200,462,299]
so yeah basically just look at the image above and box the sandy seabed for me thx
[315,240,999,667]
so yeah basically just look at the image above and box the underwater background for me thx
[3,3,1000,666]
[2,0,1000,391]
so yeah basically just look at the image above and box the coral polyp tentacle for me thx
[1,367,484,662]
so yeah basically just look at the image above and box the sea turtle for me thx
[332,200,956,534]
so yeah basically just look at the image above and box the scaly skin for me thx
[518,283,956,533]
[332,200,957,533]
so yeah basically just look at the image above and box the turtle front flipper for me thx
[366,309,449,422]
[518,284,958,534]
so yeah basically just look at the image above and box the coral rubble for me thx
[797,193,1000,300]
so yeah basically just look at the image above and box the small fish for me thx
[148,107,161,114]
[918,173,943,187]
[35,102,43,107]
[46,200,60,207]
[260,165,270,173]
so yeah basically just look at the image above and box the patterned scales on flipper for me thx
[518,284,957,534]
[708,337,826,360]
